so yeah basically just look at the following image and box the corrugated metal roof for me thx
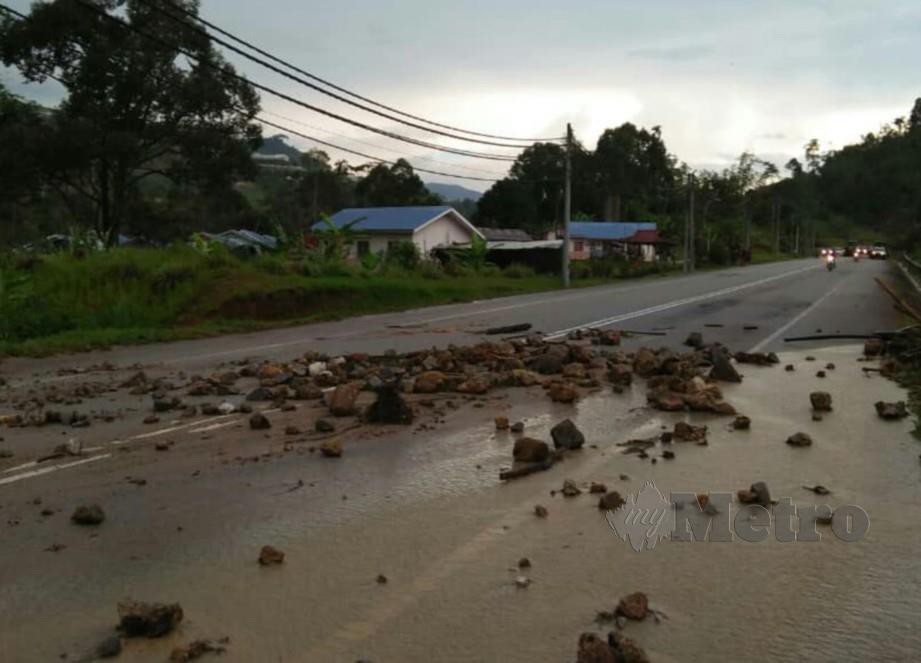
[569,222,657,241]
[624,229,665,244]
[478,227,534,242]
[314,206,454,233]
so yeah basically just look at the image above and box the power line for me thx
[147,0,563,145]
[257,117,498,182]
[65,0,520,163]
[141,0,536,149]
[260,109,508,179]
[0,5,501,184]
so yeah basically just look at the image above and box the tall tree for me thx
[354,159,440,206]
[0,0,261,244]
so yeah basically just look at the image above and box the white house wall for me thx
[414,213,475,254]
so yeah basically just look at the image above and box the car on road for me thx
[870,245,888,259]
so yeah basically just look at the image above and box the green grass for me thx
[0,245,795,357]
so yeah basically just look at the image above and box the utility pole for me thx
[687,173,696,272]
[562,123,573,287]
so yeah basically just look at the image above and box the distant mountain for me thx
[426,182,483,202]
[256,134,303,163]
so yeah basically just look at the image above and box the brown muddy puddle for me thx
[3,346,921,662]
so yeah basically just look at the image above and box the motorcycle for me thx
[825,254,836,271]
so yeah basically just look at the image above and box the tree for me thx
[0,0,261,245]
[0,82,46,205]
[593,124,675,221]
[354,159,440,206]
[910,98,921,132]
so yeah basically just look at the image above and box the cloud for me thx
[627,44,714,62]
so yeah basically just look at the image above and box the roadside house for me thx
[476,227,533,242]
[560,221,662,262]
[314,206,483,260]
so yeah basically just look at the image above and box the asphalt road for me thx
[0,256,911,662]
[0,257,902,386]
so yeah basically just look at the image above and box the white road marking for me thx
[0,454,110,487]
[748,279,846,353]
[543,263,819,340]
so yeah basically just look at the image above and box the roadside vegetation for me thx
[0,241,659,356]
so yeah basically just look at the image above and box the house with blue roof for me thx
[313,206,484,260]
[564,221,664,262]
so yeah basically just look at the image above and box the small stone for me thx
[515,576,531,589]
[249,413,271,430]
[376,574,388,584]
[117,600,183,638]
[662,450,675,460]
[598,491,625,511]
[258,545,284,565]
[732,416,751,430]
[810,392,832,412]
[786,432,813,447]
[550,418,585,450]
[495,416,510,431]
[816,370,826,378]
[785,364,795,372]
[616,592,649,620]
[684,332,704,348]
[155,441,170,451]
[561,479,582,497]
[875,401,909,420]
[534,504,549,518]
[320,440,343,458]
[315,419,335,433]
[518,557,531,569]
[825,363,836,370]
[589,482,607,494]
[143,415,159,425]
[510,421,525,433]
[71,504,105,526]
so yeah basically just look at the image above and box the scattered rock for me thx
[709,348,742,383]
[734,351,780,365]
[616,592,649,620]
[534,504,549,518]
[365,383,414,424]
[518,557,531,569]
[376,573,388,584]
[561,479,582,497]
[875,401,909,420]
[662,450,675,460]
[117,600,183,638]
[495,416,510,431]
[785,364,795,372]
[169,639,227,662]
[320,440,343,458]
[258,545,285,565]
[732,415,751,430]
[810,391,832,412]
[315,419,335,433]
[284,425,300,436]
[513,437,550,463]
[589,482,607,494]
[803,484,831,495]
[598,491,625,511]
[550,418,585,450]
[71,504,105,526]
[786,432,813,447]
[143,415,160,425]
[548,382,578,403]
[816,370,826,378]
[737,481,772,507]
[673,421,707,443]
[249,413,271,430]
[510,421,525,433]
[328,383,362,417]
[577,633,616,663]
[826,363,836,370]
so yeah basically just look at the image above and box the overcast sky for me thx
[3,0,920,190]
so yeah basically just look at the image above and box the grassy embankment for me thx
[0,247,687,356]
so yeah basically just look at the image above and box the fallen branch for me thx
[484,323,533,335]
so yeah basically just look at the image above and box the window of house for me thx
[574,240,585,252]
[356,240,370,257]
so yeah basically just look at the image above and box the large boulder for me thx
[513,437,550,463]
[548,382,579,403]
[550,419,585,450]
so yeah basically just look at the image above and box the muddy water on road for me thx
[3,346,921,662]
